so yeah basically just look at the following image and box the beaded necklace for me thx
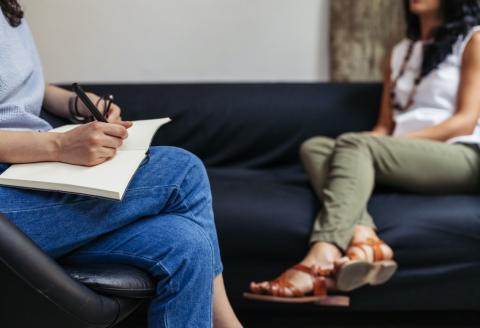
[390,40,425,112]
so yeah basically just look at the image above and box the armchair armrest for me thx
[0,212,131,327]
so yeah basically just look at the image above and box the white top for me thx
[391,26,480,144]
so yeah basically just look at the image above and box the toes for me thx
[282,286,294,297]
[249,280,297,297]
[250,281,270,294]
[249,282,259,292]
[380,244,394,260]
[259,281,270,290]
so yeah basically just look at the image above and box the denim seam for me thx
[127,184,180,193]
[173,155,220,276]
[150,261,173,328]
[175,163,216,327]
[176,170,219,278]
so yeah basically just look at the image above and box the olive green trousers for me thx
[300,133,480,251]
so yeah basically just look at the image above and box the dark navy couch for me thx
[52,83,480,317]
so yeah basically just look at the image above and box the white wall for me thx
[21,0,330,83]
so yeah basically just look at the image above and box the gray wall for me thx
[21,0,330,83]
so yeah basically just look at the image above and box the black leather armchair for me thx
[0,213,155,328]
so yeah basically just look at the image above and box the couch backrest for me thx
[48,83,382,169]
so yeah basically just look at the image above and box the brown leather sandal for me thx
[335,238,398,292]
[243,264,349,306]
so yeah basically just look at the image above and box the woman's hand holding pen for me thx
[54,84,135,166]
[56,122,129,167]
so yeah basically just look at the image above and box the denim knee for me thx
[149,146,210,188]
[146,216,215,328]
[163,219,215,293]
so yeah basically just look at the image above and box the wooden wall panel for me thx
[330,0,405,81]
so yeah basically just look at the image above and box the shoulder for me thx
[392,38,411,54]
[462,31,480,66]
[460,26,480,58]
[389,38,411,71]
[465,31,480,51]
[391,39,411,61]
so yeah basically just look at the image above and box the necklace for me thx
[390,41,424,112]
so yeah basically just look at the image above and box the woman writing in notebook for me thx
[0,1,242,327]
[248,0,480,302]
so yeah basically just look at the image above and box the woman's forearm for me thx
[0,131,60,163]
[43,84,105,119]
[42,84,74,119]
[403,114,475,141]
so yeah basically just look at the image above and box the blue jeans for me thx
[0,146,223,328]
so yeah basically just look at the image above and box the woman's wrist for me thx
[46,132,62,162]
[68,95,94,123]
[74,92,100,118]
[370,126,390,136]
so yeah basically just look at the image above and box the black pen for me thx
[72,83,108,123]
[104,94,114,119]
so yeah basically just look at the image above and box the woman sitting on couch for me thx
[248,0,480,302]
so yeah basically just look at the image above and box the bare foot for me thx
[250,242,342,296]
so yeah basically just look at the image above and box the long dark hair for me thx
[404,0,480,77]
[0,0,23,27]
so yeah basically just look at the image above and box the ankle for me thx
[352,225,378,243]
[303,242,342,266]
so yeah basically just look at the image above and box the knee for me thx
[149,146,202,168]
[150,146,209,186]
[335,132,371,149]
[299,136,335,159]
[182,151,211,195]
[179,227,213,269]
[168,221,214,283]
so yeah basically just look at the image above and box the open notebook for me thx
[0,118,171,200]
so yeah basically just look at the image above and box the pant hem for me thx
[309,228,355,252]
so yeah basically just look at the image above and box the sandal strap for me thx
[269,274,304,297]
[265,263,331,297]
[312,276,327,297]
[292,264,329,297]
[292,263,333,277]
[349,238,386,262]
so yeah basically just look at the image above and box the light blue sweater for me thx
[0,13,51,131]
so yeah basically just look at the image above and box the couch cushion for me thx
[78,83,381,169]
[369,193,480,268]
[209,167,317,261]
